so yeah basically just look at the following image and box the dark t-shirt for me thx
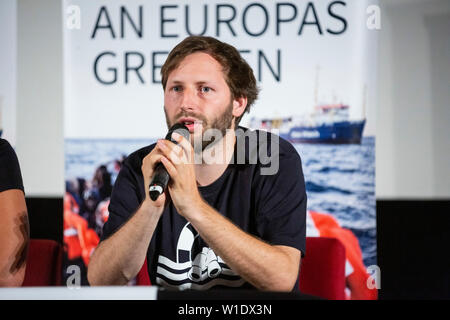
[0,138,24,193]
[101,127,307,290]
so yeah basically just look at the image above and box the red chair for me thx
[22,239,63,286]
[299,237,346,300]
[136,237,346,300]
[136,258,151,286]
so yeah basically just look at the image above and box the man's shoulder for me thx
[236,126,300,162]
[0,138,21,169]
[0,138,14,155]
[123,143,156,172]
[0,138,24,193]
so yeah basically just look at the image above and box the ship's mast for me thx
[0,96,3,132]
[314,65,320,108]
[362,84,367,120]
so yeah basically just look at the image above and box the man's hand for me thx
[156,132,203,217]
[141,142,173,210]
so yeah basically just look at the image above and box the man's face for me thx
[163,52,235,150]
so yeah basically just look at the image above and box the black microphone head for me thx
[166,123,190,142]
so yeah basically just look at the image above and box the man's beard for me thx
[164,101,234,151]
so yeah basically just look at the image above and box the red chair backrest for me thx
[299,237,346,300]
[136,258,151,285]
[22,239,63,286]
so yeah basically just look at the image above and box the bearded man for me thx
[88,36,307,291]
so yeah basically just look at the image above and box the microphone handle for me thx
[149,162,170,201]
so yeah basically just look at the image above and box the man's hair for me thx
[161,36,259,125]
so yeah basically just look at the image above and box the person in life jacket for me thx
[306,210,378,300]
[63,191,99,266]
[94,198,110,238]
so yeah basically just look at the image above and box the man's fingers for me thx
[157,140,179,164]
[160,156,177,178]
[172,132,194,163]
[157,139,189,165]
[142,152,162,177]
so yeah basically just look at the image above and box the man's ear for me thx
[232,96,247,119]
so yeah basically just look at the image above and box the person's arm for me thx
[87,146,167,286]
[156,134,304,291]
[87,198,163,285]
[188,201,300,291]
[0,189,29,287]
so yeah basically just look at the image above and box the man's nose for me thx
[180,87,198,112]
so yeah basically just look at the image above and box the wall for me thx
[0,0,17,144]
[16,0,64,197]
[376,0,450,198]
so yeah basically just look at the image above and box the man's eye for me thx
[201,87,211,93]
[172,86,182,92]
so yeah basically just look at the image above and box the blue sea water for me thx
[65,136,376,267]
[295,137,376,267]
[65,138,155,182]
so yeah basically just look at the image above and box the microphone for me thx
[149,123,190,201]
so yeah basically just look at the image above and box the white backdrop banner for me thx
[63,0,378,299]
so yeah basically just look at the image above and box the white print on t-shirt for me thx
[155,222,246,290]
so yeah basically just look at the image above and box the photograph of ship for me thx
[248,69,368,145]
[249,103,366,144]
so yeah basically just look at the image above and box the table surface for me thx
[0,286,158,300]
[0,286,320,300]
